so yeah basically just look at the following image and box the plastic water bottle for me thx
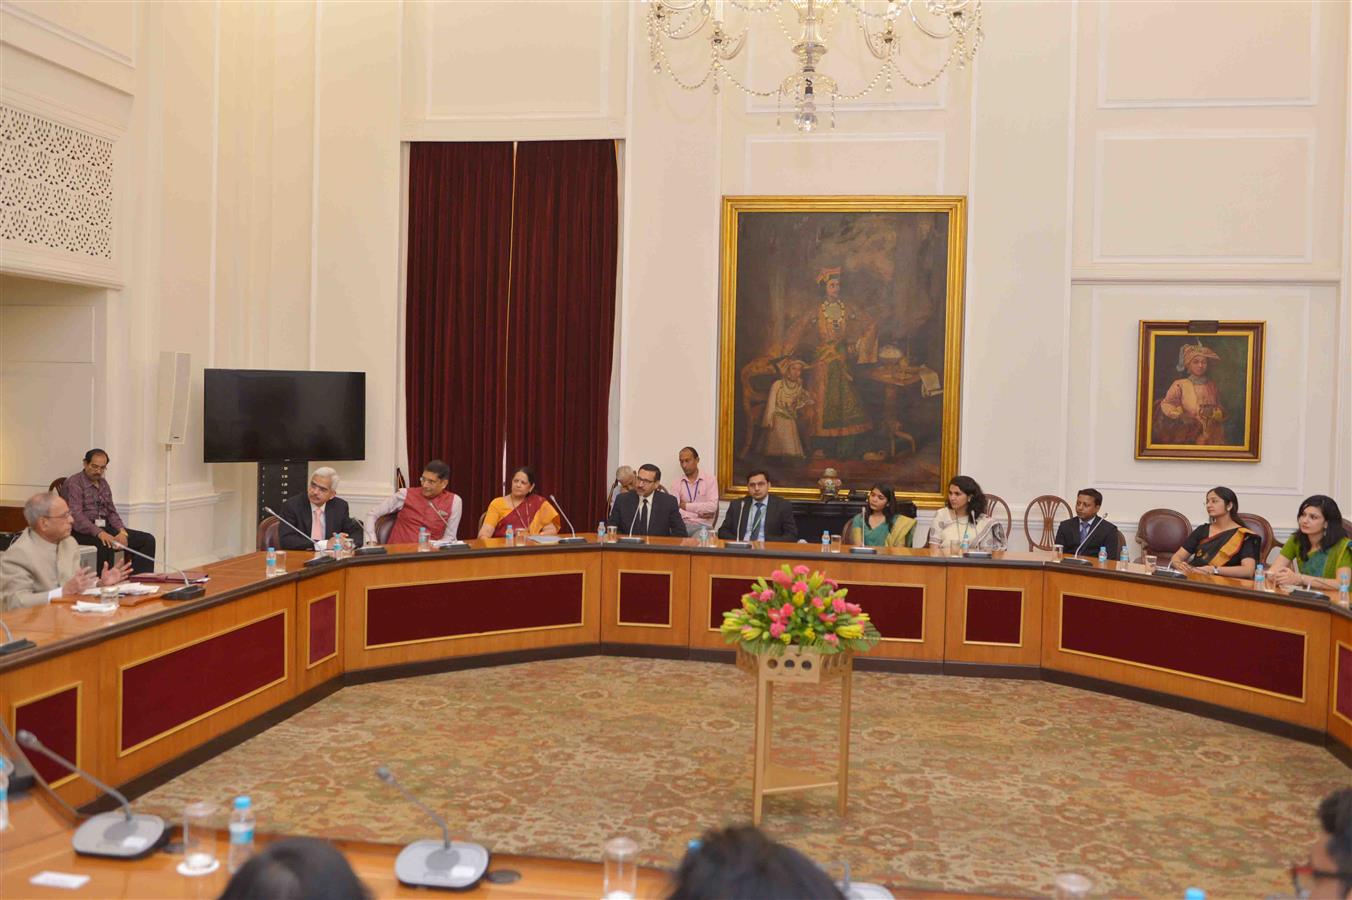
[597,521,606,543]
[417,526,429,552]
[1098,546,1107,564]
[1254,563,1267,591]
[1338,572,1350,608]
[227,795,255,873]
[265,546,277,577]
[961,537,970,555]
[698,525,709,547]
[1184,889,1206,900]
[821,530,831,552]
[0,759,9,832]
[1119,546,1130,566]
[505,525,515,546]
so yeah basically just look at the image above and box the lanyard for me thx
[683,478,700,502]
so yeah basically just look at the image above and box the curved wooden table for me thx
[2,537,1348,893]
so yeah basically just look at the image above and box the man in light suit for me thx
[718,470,798,543]
[1053,488,1121,559]
[277,467,363,551]
[607,464,686,537]
[1,492,129,611]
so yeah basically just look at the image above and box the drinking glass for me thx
[606,526,618,543]
[1052,872,1092,899]
[830,534,843,553]
[1052,544,1064,562]
[99,584,120,606]
[273,550,287,574]
[603,836,638,900]
[1145,554,1158,572]
[181,801,219,875]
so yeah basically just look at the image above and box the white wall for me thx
[1,0,1348,562]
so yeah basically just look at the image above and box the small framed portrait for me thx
[1134,321,1265,461]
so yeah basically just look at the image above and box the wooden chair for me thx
[1135,508,1192,561]
[984,493,1012,547]
[1236,512,1276,565]
[48,476,67,494]
[256,515,281,551]
[374,512,398,544]
[1024,494,1072,551]
[395,468,406,490]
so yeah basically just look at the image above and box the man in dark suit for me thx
[277,467,364,550]
[717,470,798,543]
[606,463,686,537]
[1053,488,1120,558]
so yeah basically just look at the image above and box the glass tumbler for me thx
[602,835,638,900]
[181,801,219,874]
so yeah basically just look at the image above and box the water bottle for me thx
[961,537,970,555]
[1183,889,1205,900]
[265,546,277,577]
[0,758,9,832]
[698,525,709,547]
[1119,546,1130,566]
[1338,572,1349,608]
[1254,563,1267,591]
[597,521,606,543]
[505,525,515,546]
[1098,546,1107,564]
[417,526,429,552]
[821,530,831,552]
[227,795,255,873]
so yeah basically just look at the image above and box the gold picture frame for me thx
[1134,320,1264,461]
[717,196,967,506]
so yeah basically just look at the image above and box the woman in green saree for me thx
[846,483,916,549]
[1269,495,1351,592]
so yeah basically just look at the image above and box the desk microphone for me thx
[0,618,36,655]
[548,494,588,544]
[261,507,339,568]
[17,729,167,858]
[112,542,204,600]
[618,495,647,544]
[375,765,489,890]
[723,498,752,549]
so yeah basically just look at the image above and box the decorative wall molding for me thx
[0,102,121,286]
[741,132,946,195]
[0,2,137,95]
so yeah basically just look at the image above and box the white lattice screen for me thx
[0,105,114,260]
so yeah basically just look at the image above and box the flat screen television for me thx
[204,369,365,462]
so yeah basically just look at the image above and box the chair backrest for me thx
[1236,512,1276,564]
[1136,508,1192,557]
[256,515,280,552]
[375,511,398,545]
[1343,520,1352,541]
[395,468,406,490]
[984,493,1012,544]
[48,476,67,494]
[1024,494,1072,551]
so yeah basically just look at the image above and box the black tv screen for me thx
[204,369,366,462]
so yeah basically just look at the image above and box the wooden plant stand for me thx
[736,646,854,826]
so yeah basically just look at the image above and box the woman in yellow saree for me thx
[477,466,560,539]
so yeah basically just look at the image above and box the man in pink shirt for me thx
[673,447,719,537]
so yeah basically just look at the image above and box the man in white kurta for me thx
[0,492,128,611]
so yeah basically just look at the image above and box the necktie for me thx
[1079,519,1090,542]
[639,498,650,534]
[311,506,325,542]
[748,502,764,540]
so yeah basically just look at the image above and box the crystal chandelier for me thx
[646,0,983,133]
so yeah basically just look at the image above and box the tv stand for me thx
[258,461,308,523]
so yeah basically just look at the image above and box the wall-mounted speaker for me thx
[156,351,191,445]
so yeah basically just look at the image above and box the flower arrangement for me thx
[720,564,881,656]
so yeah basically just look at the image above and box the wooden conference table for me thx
[2,535,1350,892]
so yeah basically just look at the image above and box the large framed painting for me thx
[1135,321,1265,461]
[717,196,967,505]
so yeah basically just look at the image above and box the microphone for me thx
[724,498,752,549]
[17,729,167,858]
[261,507,338,568]
[113,542,204,600]
[1072,516,1102,558]
[375,765,489,889]
[0,618,36,655]
[618,494,646,543]
[548,494,587,544]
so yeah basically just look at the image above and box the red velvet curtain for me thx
[505,141,619,532]
[405,142,514,532]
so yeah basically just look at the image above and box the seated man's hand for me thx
[115,529,129,545]
[96,531,117,548]
[62,567,97,597]
[100,560,133,586]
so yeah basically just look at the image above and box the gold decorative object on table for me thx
[817,467,842,501]
[721,564,881,825]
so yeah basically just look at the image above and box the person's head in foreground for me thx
[667,825,844,899]
[218,837,371,900]
[1294,788,1352,899]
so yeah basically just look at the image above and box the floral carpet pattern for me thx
[137,657,1349,896]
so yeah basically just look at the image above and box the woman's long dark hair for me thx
[219,837,371,900]
[947,475,987,520]
[1293,495,1345,562]
[867,483,898,528]
[1209,485,1239,521]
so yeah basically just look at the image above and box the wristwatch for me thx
[1210,565,1218,575]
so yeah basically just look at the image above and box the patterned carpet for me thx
[136,657,1349,897]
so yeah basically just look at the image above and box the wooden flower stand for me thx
[736,646,854,826]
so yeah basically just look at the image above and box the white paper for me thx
[30,871,91,889]
[430,539,465,548]
[80,583,159,597]
[71,601,118,614]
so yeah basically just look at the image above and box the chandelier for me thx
[646,0,983,133]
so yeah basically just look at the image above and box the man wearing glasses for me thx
[277,467,363,551]
[1,491,130,611]
[60,448,158,575]
[363,459,462,545]
[607,464,686,538]
[1293,788,1352,899]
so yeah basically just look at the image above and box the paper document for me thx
[81,583,159,597]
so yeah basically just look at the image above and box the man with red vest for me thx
[363,459,462,545]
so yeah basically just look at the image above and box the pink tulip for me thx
[780,603,794,618]
[792,564,810,576]
[811,597,825,609]
[819,612,836,623]
[769,622,785,638]
[792,580,809,594]
[770,569,792,586]
[759,589,774,602]
[832,597,847,613]
[824,578,838,589]
[845,602,862,615]
[823,633,839,644]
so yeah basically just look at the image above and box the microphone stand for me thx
[375,765,489,889]
[17,729,167,858]
[0,618,36,655]
[725,498,752,548]
[113,542,204,600]
[548,494,588,544]
[261,506,339,568]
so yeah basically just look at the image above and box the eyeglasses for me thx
[635,475,657,485]
[309,481,334,494]
[419,476,444,486]
[1290,860,1352,898]
[42,511,74,520]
